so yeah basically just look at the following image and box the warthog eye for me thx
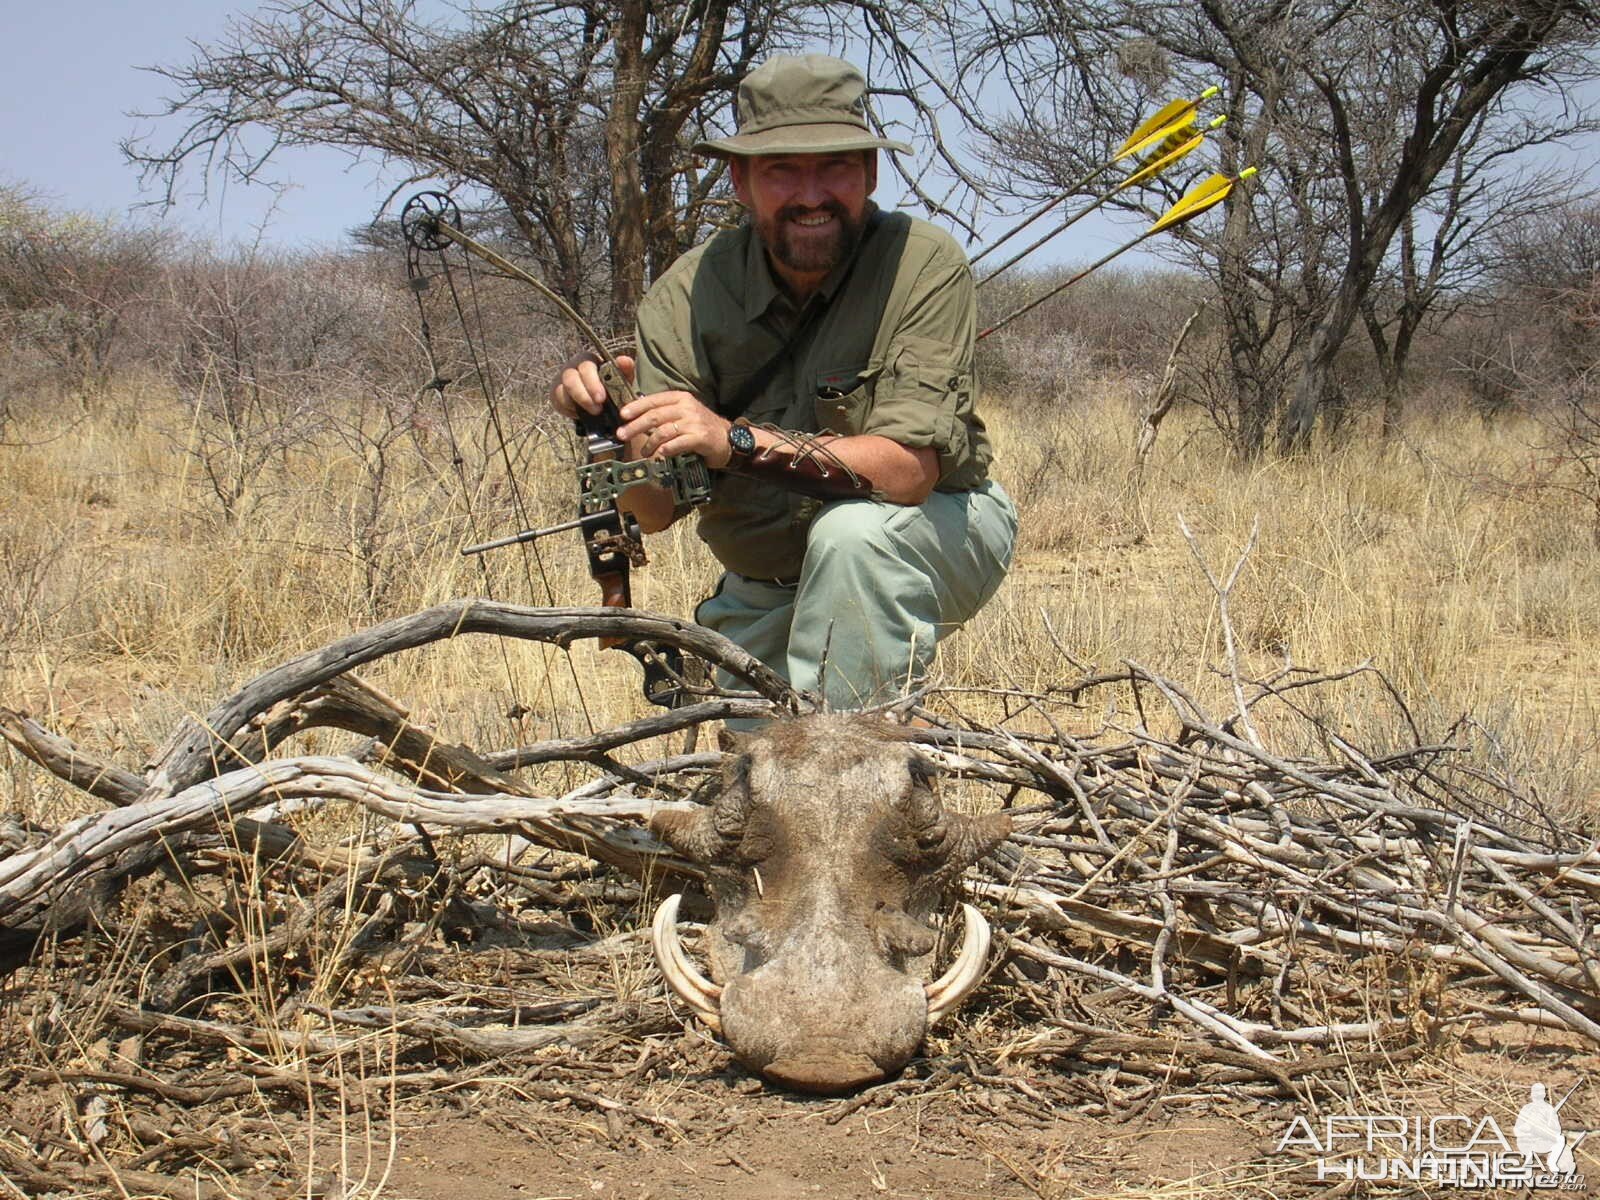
[734,823,775,866]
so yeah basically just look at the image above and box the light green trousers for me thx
[695,479,1017,717]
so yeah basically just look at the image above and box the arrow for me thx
[977,166,1257,342]
[976,114,1226,288]
[970,86,1221,272]
[1121,119,1221,189]
[1148,167,1245,232]
[1118,93,1214,159]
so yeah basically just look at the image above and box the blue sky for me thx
[3,0,417,249]
[5,3,1596,266]
[0,1,1138,259]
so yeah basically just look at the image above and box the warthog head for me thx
[648,714,1011,1094]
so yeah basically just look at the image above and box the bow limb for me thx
[402,191,713,709]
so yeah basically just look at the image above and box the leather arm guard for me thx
[724,424,878,501]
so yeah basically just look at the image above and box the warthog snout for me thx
[649,714,1010,1094]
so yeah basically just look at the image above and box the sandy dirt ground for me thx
[294,1026,1599,1200]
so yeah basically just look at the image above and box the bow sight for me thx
[400,190,714,708]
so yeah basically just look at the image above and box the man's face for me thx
[731,152,877,286]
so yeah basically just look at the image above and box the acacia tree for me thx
[955,0,1599,455]
[126,0,982,333]
[1492,197,1600,377]
[1278,1,1599,451]
[1464,203,1600,543]
[127,0,765,329]
[1358,111,1591,439]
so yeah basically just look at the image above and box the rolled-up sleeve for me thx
[858,242,977,482]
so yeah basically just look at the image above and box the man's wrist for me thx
[721,419,757,471]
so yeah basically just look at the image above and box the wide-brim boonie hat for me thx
[693,54,911,158]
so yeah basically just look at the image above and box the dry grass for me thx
[3,373,1599,1197]
[4,374,1598,816]
[981,376,1600,813]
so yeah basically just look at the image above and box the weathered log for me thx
[0,754,698,951]
[485,696,777,771]
[1,707,145,804]
[233,672,536,794]
[142,602,797,799]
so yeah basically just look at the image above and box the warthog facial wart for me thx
[648,713,1011,1094]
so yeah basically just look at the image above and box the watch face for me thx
[729,425,756,455]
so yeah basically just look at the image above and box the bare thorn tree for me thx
[959,0,1600,456]
[125,0,994,333]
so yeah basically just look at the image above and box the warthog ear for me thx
[649,753,753,864]
[898,758,946,835]
[716,727,756,754]
[935,811,1012,880]
[711,752,754,839]
[891,759,1013,878]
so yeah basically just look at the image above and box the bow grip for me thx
[574,358,632,446]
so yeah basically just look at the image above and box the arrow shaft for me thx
[970,91,1214,269]
[976,118,1219,288]
[977,230,1153,341]
[975,163,1250,342]
[978,188,1116,287]
[969,157,1120,267]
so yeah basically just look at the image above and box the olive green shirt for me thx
[634,207,993,581]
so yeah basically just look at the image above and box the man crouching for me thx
[551,54,1016,716]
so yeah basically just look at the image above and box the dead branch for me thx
[0,708,145,805]
[141,601,797,800]
[1134,301,1206,468]
[0,754,700,936]
[2,600,1596,1177]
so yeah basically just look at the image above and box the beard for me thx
[757,200,868,277]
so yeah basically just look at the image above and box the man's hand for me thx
[550,351,637,419]
[550,353,733,467]
[616,391,735,468]
[548,351,937,502]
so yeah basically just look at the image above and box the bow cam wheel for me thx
[400,191,462,252]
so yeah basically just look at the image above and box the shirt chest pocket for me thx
[813,362,879,436]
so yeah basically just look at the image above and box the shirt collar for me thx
[742,202,880,324]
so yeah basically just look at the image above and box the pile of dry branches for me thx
[914,660,1599,1098]
[1,600,1596,1191]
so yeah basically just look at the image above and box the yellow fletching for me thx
[1114,86,1224,161]
[1120,131,1204,189]
[1117,98,1192,158]
[1148,172,1234,233]
[1122,116,1198,164]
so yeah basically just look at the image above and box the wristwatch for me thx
[725,421,757,470]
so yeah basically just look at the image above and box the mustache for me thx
[776,201,849,224]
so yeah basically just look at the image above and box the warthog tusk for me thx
[923,903,992,1027]
[651,893,724,1032]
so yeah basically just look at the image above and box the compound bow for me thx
[400,190,714,709]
